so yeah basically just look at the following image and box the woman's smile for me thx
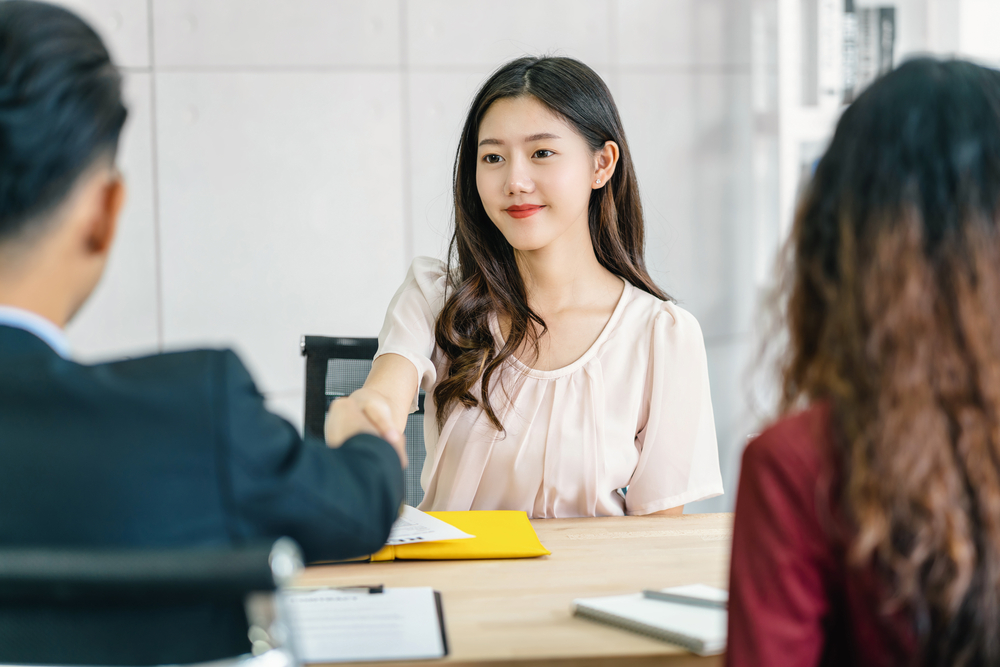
[505,204,545,219]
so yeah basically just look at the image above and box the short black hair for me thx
[0,0,127,242]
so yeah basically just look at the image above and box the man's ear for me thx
[87,174,125,255]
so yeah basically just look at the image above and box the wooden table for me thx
[294,513,732,667]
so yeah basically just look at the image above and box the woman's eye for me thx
[533,149,554,158]
[482,154,503,164]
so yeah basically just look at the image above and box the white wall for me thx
[58,0,760,513]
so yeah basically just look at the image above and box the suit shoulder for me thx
[96,347,250,388]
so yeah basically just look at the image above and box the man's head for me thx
[0,0,128,326]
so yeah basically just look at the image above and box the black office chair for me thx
[0,538,302,666]
[301,336,426,507]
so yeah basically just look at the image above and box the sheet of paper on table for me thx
[385,505,474,545]
[280,587,447,663]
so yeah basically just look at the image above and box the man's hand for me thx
[324,390,408,468]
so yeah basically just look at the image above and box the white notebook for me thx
[573,585,728,656]
[280,587,448,663]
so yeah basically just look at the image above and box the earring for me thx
[596,178,601,184]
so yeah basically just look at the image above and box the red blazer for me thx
[727,404,915,667]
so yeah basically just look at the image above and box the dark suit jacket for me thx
[0,324,404,664]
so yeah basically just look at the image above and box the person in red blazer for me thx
[728,57,1000,667]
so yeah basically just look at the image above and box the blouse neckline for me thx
[489,280,634,380]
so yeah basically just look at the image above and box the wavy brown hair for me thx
[778,58,1000,666]
[433,56,668,429]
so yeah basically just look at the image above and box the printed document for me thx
[385,505,474,545]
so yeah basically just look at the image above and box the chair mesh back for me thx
[402,412,425,507]
[325,359,374,398]
[310,346,426,507]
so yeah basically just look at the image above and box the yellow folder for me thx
[368,510,550,561]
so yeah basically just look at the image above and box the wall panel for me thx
[407,0,610,69]
[55,0,150,68]
[617,0,752,67]
[618,71,755,342]
[152,0,400,68]
[155,72,405,395]
[406,70,493,262]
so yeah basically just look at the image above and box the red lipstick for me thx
[505,204,544,219]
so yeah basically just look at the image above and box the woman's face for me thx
[475,96,601,253]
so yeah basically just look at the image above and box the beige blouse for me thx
[376,257,723,518]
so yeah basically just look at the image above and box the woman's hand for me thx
[325,390,408,468]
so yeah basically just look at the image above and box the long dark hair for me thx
[779,58,1000,666]
[433,56,668,429]
[0,0,127,241]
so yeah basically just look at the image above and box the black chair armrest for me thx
[0,538,301,604]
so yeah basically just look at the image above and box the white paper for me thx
[280,587,445,663]
[384,505,474,545]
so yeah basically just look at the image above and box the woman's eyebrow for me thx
[478,132,562,148]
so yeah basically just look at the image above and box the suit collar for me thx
[0,306,70,358]
[0,324,65,358]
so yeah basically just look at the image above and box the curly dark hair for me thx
[779,57,1000,666]
[434,56,668,430]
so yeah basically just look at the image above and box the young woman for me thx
[728,58,1000,666]
[330,57,722,518]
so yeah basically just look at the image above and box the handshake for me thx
[325,388,409,469]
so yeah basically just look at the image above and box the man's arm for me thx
[215,350,404,562]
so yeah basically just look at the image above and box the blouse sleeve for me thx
[624,303,723,514]
[375,256,448,413]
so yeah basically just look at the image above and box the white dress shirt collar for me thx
[0,305,71,358]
